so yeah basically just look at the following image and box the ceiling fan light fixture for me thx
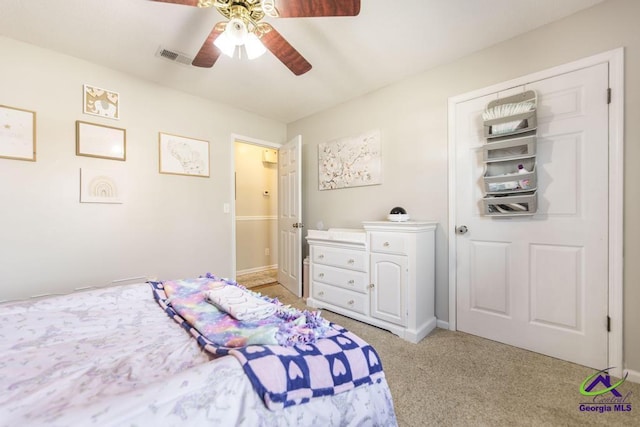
[244,32,266,59]
[214,16,265,60]
[226,17,248,45]
[213,31,236,57]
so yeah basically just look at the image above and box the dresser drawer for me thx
[312,282,368,315]
[370,232,408,255]
[311,246,367,272]
[312,264,368,294]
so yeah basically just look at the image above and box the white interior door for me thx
[455,63,609,369]
[277,135,302,296]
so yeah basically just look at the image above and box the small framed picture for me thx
[83,84,119,120]
[0,104,36,162]
[159,132,210,177]
[76,120,126,161]
[80,168,123,204]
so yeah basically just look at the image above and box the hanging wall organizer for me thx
[481,90,538,216]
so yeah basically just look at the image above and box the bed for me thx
[0,278,397,426]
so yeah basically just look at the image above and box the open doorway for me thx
[234,138,279,289]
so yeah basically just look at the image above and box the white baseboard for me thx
[624,368,640,384]
[405,317,437,343]
[237,265,277,276]
[436,319,450,330]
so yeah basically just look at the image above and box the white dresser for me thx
[306,221,437,343]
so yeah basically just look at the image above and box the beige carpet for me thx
[257,283,640,427]
[236,268,278,289]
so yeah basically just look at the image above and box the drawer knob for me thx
[348,259,355,264]
[383,242,390,247]
[318,254,324,259]
[318,291,324,296]
[369,283,375,289]
[347,299,354,305]
[348,279,355,284]
[318,273,324,278]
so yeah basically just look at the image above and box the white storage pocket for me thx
[483,191,537,216]
[483,90,538,139]
[484,159,536,194]
[483,135,536,162]
[484,111,537,138]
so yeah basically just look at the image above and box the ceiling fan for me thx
[152,0,361,75]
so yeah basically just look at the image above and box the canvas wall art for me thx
[318,129,381,190]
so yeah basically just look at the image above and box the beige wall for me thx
[0,37,286,300]
[288,0,640,372]
[235,142,278,272]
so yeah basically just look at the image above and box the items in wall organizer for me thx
[517,164,531,189]
[483,192,537,215]
[483,91,537,138]
[481,90,538,216]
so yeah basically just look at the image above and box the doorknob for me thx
[456,225,468,235]
[292,222,304,228]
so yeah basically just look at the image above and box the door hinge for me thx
[607,315,611,332]
[607,88,612,104]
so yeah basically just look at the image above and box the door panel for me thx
[536,134,580,215]
[469,240,510,317]
[529,244,582,330]
[277,136,302,296]
[456,63,609,369]
[370,253,406,326]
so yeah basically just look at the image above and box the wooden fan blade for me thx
[192,23,226,68]
[260,24,312,75]
[275,0,360,17]
[150,0,200,7]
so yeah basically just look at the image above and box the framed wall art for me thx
[318,129,382,190]
[80,168,123,204]
[0,104,36,162]
[83,84,120,120]
[76,120,126,161]
[159,132,210,178]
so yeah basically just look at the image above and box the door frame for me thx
[229,133,281,281]
[447,48,624,377]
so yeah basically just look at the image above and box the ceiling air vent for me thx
[155,46,193,66]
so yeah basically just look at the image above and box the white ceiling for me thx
[0,0,604,123]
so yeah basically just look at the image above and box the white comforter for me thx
[0,283,397,426]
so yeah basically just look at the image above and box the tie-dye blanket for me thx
[150,275,386,410]
[160,276,329,347]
